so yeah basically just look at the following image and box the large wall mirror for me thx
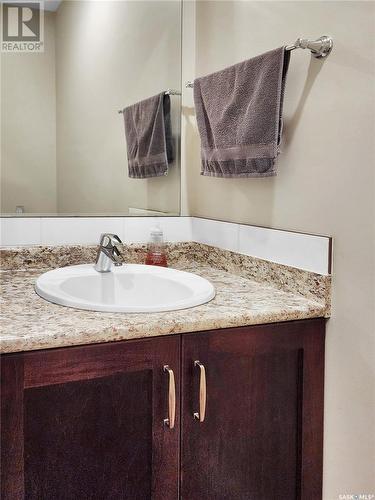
[1,0,182,216]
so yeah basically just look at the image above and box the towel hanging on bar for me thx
[122,92,174,179]
[193,47,290,178]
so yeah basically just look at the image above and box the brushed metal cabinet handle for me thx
[193,360,206,422]
[163,365,176,429]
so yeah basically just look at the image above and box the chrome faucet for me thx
[94,233,123,272]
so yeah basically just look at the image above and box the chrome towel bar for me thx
[118,88,181,114]
[185,35,333,89]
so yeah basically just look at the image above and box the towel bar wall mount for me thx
[285,35,333,58]
[185,35,333,88]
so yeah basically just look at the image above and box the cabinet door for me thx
[181,319,325,500]
[1,336,180,500]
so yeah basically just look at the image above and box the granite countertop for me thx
[0,243,330,354]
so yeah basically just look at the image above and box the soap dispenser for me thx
[145,225,168,267]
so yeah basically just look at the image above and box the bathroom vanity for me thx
[1,243,330,500]
[2,320,325,500]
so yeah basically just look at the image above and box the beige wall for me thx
[1,6,374,496]
[1,11,57,214]
[182,1,375,498]
[55,0,181,215]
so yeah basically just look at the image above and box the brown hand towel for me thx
[194,47,290,178]
[123,92,174,179]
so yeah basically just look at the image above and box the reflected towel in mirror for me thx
[123,93,174,179]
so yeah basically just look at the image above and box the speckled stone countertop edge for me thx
[1,311,327,355]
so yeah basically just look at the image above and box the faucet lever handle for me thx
[99,233,122,248]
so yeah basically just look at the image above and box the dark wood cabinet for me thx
[1,319,325,500]
[181,319,325,500]
[1,336,180,500]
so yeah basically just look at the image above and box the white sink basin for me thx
[35,264,215,313]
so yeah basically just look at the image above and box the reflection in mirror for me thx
[1,0,181,216]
